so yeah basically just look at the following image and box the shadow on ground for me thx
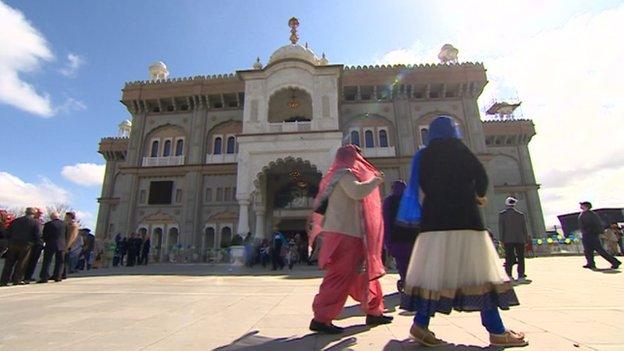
[213,325,370,351]
[383,339,502,350]
[213,329,502,351]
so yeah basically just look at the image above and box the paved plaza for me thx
[0,256,622,350]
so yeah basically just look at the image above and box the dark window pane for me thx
[148,181,173,205]
[226,136,236,154]
[365,130,374,148]
[175,139,184,156]
[213,137,222,155]
[163,140,172,156]
[150,140,159,157]
[350,131,360,146]
[379,130,388,147]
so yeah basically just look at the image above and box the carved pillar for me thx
[254,208,266,239]
[237,199,250,235]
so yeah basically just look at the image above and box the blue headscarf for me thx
[396,116,460,226]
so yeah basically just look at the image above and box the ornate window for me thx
[213,137,222,155]
[226,136,236,154]
[175,139,184,156]
[350,130,360,146]
[221,226,232,247]
[379,129,388,147]
[163,140,172,157]
[150,140,159,157]
[420,127,429,147]
[364,130,374,148]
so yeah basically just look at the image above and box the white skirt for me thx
[405,230,510,291]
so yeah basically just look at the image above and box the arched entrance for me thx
[253,157,322,241]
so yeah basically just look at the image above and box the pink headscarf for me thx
[308,144,385,280]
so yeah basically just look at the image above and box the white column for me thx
[255,208,266,239]
[237,199,250,235]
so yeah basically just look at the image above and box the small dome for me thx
[119,119,132,127]
[268,44,319,66]
[149,61,169,80]
[149,61,167,70]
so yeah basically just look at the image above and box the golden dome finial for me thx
[288,17,300,44]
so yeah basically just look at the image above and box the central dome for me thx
[268,44,320,66]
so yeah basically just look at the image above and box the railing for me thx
[267,121,312,133]
[362,146,396,158]
[142,156,185,167]
[206,153,237,164]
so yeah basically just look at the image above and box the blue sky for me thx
[1,0,623,230]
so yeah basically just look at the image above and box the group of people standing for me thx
[0,208,81,286]
[112,232,151,267]
[307,116,528,347]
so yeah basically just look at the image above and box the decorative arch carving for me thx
[267,87,313,123]
[252,156,321,191]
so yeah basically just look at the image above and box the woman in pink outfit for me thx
[308,144,392,334]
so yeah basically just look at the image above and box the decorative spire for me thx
[288,17,299,44]
[319,52,328,65]
[253,57,263,70]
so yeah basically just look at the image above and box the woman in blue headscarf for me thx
[399,116,526,348]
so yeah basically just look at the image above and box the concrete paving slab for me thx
[0,256,622,350]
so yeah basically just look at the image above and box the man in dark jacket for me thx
[0,208,42,286]
[578,201,621,269]
[126,232,137,266]
[23,208,44,283]
[140,234,151,265]
[499,197,529,281]
[38,212,67,283]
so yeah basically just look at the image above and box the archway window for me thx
[379,130,389,147]
[365,130,374,148]
[213,137,222,155]
[420,128,429,146]
[150,140,159,157]
[168,227,179,249]
[175,139,184,156]
[350,130,360,146]
[226,136,236,154]
[205,227,215,249]
[221,226,232,247]
[163,140,172,157]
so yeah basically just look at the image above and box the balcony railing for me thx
[361,146,396,158]
[206,153,237,164]
[142,156,185,167]
[267,121,312,133]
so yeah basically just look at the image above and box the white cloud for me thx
[75,210,95,229]
[59,53,85,77]
[54,96,87,114]
[377,4,624,229]
[0,2,54,117]
[61,163,105,187]
[0,172,70,208]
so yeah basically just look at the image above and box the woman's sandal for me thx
[490,330,528,348]
[409,325,449,347]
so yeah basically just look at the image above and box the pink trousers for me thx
[312,232,384,324]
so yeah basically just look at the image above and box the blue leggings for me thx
[414,308,505,334]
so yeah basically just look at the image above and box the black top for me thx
[7,215,42,245]
[419,138,488,232]
[578,210,603,237]
[42,219,68,251]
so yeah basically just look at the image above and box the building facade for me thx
[96,22,545,261]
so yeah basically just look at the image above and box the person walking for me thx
[602,223,621,256]
[140,235,151,265]
[499,197,530,281]
[62,212,80,278]
[309,144,392,334]
[271,231,285,270]
[23,208,44,283]
[38,212,67,283]
[383,180,417,293]
[398,117,526,347]
[578,201,621,269]
[126,232,137,266]
[0,208,42,286]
